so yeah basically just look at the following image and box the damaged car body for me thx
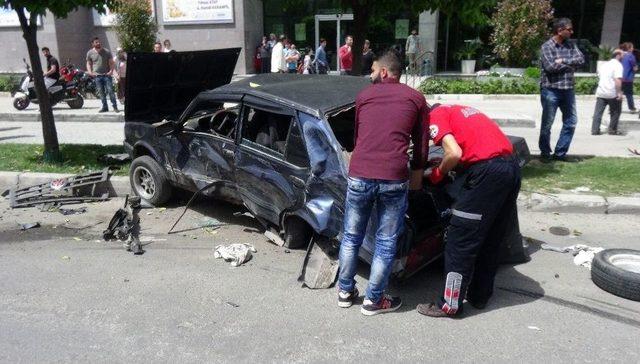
[124,49,531,284]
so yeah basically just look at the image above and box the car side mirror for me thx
[154,119,179,137]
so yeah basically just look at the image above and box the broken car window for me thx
[241,106,292,156]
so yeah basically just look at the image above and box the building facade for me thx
[0,0,636,75]
[0,0,263,75]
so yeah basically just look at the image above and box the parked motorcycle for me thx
[60,61,98,99]
[12,58,84,110]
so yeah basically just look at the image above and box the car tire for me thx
[129,155,172,206]
[67,95,84,109]
[13,97,30,110]
[591,249,640,302]
[284,217,312,249]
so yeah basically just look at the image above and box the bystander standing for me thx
[620,42,637,113]
[337,51,427,316]
[114,48,127,104]
[258,36,271,74]
[285,43,300,74]
[538,18,584,161]
[591,49,624,135]
[86,37,118,113]
[153,42,163,53]
[338,35,353,75]
[163,39,173,52]
[315,38,328,74]
[405,30,420,74]
[361,40,374,76]
[270,35,286,73]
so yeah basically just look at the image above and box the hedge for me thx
[0,75,16,92]
[418,77,640,95]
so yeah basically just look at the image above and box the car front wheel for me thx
[129,155,172,206]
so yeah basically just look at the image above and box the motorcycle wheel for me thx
[67,95,84,109]
[13,97,30,110]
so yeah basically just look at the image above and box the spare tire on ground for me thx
[591,249,640,302]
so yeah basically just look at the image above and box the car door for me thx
[166,96,241,195]
[234,96,310,225]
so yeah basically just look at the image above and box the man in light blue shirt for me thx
[315,38,328,74]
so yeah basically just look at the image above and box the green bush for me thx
[524,67,541,79]
[418,77,607,95]
[0,75,16,92]
[419,77,539,95]
[574,78,598,94]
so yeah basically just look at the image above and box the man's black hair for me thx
[91,36,100,42]
[376,50,402,76]
[320,38,326,43]
[41,47,49,52]
[552,18,572,34]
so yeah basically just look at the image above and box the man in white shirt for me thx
[591,49,624,135]
[405,30,420,74]
[270,35,286,73]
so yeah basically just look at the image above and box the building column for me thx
[600,0,625,47]
[419,10,438,72]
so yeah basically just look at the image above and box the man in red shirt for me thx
[338,35,353,75]
[337,51,428,315]
[416,104,521,318]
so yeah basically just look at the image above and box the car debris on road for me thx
[214,243,257,267]
[7,168,111,209]
[103,195,144,255]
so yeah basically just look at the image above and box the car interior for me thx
[242,107,293,155]
[182,101,239,139]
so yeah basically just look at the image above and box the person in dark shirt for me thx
[361,39,375,76]
[337,51,428,316]
[41,47,60,89]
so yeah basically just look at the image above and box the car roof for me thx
[204,73,371,118]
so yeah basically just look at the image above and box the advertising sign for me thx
[295,23,306,41]
[162,0,234,24]
[395,19,409,39]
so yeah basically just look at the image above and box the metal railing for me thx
[403,50,435,89]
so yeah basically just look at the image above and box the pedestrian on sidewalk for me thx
[285,43,300,74]
[361,40,374,76]
[163,39,173,53]
[338,35,353,75]
[114,48,127,104]
[337,51,427,316]
[86,37,118,113]
[405,30,420,75]
[591,49,624,136]
[416,104,520,318]
[270,35,286,73]
[258,36,271,74]
[153,42,163,53]
[315,38,328,74]
[620,42,637,113]
[538,18,584,162]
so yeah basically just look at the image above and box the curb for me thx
[518,192,640,215]
[3,171,640,215]
[0,112,123,123]
[427,94,600,101]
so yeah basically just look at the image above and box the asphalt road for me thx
[1,196,639,362]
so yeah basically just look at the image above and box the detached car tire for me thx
[130,156,172,206]
[591,249,640,302]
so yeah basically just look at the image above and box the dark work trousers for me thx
[591,97,622,134]
[437,157,521,315]
[621,82,635,111]
[261,57,271,73]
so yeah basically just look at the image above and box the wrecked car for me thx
[124,48,530,280]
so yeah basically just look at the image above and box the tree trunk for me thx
[350,1,370,76]
[16,8,61,162]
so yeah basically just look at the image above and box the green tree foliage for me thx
[114,0,157,52]
[1,0,118,162]
[490,0,554,67]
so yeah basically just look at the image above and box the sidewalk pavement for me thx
[1,92,639,155]
[1,170,639,215]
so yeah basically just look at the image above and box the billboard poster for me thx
[295,23,306,41]
[395,19,409,39]
[162,0,234,24]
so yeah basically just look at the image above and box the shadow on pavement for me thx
[0,134,35,142]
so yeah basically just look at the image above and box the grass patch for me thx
[0,143,129,176]
[522,157,640,195]
[0,144,638,196]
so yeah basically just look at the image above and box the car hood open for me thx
[125,48,241,123]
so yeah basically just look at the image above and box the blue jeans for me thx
[539,87,577,157]
[95,75,117,110]
[338,177,408,304]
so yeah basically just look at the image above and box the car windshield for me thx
[327,106,356,153]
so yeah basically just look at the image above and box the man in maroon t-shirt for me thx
[337,51,428,315]
[338,35,353,75]
[416,104,521,318]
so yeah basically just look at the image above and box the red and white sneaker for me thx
[360,294,402,316]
